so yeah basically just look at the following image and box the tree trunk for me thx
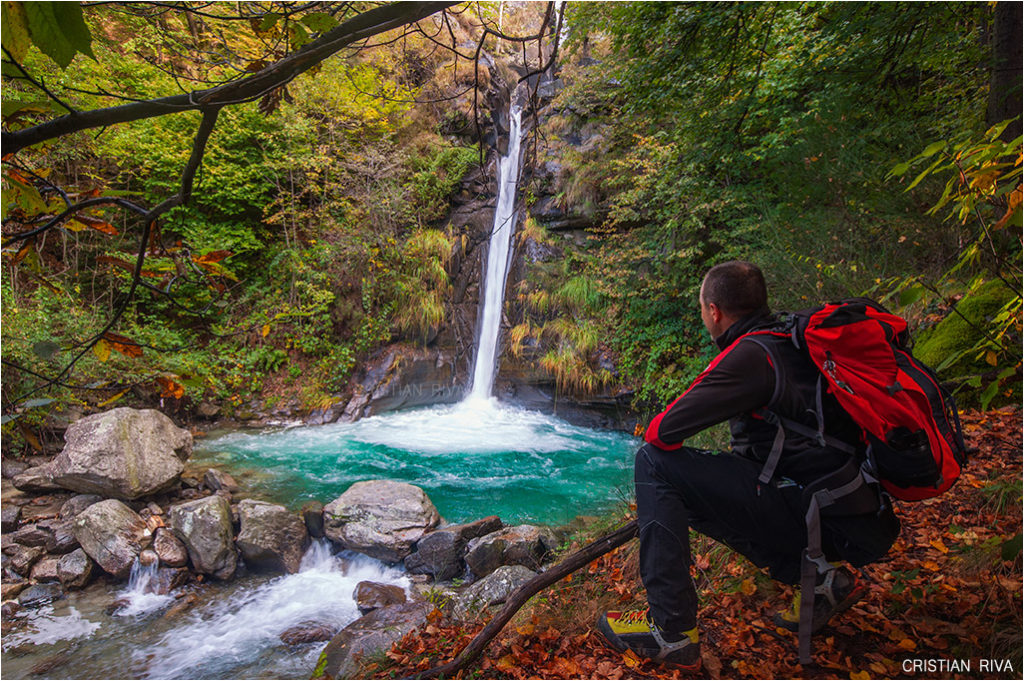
[986,2,1023,142]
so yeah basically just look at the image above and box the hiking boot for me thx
[596,608,701,670]
[773,566,865,633]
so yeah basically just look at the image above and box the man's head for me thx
[698,261,768,338]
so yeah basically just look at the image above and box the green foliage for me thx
[2,1,95,68]
[407,144,479,223]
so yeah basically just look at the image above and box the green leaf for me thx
[1,1,31,62]
[1001,533,1022,561]
[888,160,912,177]
[21,397,54,409]
[1,413,20,425]
[898,285,925,306]
[23,1,92,68]
[906,156,945,191]
[31,340,60,359]
[300,12,337,33]
[257,12,281,32]
[288,22,311,49]
[979,379,1000,410]
[920,140,947,158]
[51,1,94,60]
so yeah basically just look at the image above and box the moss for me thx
[914,280,1017,375]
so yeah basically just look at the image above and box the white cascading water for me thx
[468,100,524,401]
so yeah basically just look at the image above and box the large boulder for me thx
[464,525,558,578]
[167,495,236,580]
[48,408,192,500]
[313,601,434,679]
[236,499,309,574]
[353,581,406,615]
[453,564,537,620]
[323,481,440,563]
[72,499,149,579]
[405,516,503,580]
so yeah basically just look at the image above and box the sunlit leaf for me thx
[102,332,143,358]
[1,1,31,62]
[93,338,111,362]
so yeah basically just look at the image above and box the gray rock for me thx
[2,457,30,479]
[4,543,44,576]
[11,523,52,548]
[301,500,325,539]
[314,601,433,679]
[150,566,190,594]
[12,464,63,493]
[323,481,440,563]
[354,581,407,615]
[404,516,503,580]
[196,402,221,419]
[37,518,79,554]
[1,504,21,532]
[73,499,149,579]
[60,494,103,519]
[30,555,61,582]
[57,548,94,589]
[18,583,63,607]
[203,468,239,493]
[153,527,189,568]
[464,525,557,578]
[281,623,337,646]
[236,499,308,574]
[49,407,192,500]
[453,565,537,620]
[167,495,236,580]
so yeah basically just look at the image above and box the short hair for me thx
[701,261,768,317]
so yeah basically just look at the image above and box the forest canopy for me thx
[1,1,1020,446]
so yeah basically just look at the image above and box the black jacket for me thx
[644,311,863,486]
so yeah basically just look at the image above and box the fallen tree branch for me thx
[412,519,639,680]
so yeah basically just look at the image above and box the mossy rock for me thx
[913,280,1020,406]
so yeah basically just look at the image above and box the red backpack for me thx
[789,298,966,501]
[742,298,967,665]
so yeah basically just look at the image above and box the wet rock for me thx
[453,565,537,620]
[59,494,103,519]
[323,480,440,563]
[151,566,190,594]
[11,464,62,493]
[57,548,94,589]
[4,544,44,576]
[30,650,74,676]
[18,583,63,607]
[301,500,325,539]
[49,407,193,500]
[30,555,61,582]
[464,525,558,578]
[280,621,337,645]
[354,581,407,615]
[236,499,308,574]
[1,598,22,617]
[163,592,198,619]
[72,499,149,579]
[1,504,21,532]
[314,601,434,679]
[37,518,79,554]
[167,495,236,580]
[147,502,165,516]
[203,468,239,493]
[139,548,159,567]
[153,527,189,568]
[405,516,503,580]
[1,581,28,601]
[10,523,51,547]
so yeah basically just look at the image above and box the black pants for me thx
[635,443,899,634]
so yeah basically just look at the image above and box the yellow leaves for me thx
[929,538,949,554]
[897,638,917,651]
[97,388,129,407]
[739,578,757,596]
[68,215,118,235]
[621,649,641,668]
[494,654,516,672]
[93,338,111,362]
[850,670,871,680]
[985,350,999,366]
[261,324,271,338]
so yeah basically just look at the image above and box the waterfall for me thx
[469,100,524,400]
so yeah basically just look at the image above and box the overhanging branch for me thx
[2,1,457,155]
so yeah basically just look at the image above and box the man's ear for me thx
[707,302,722,324]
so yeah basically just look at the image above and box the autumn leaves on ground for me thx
[364,407,1022,680]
